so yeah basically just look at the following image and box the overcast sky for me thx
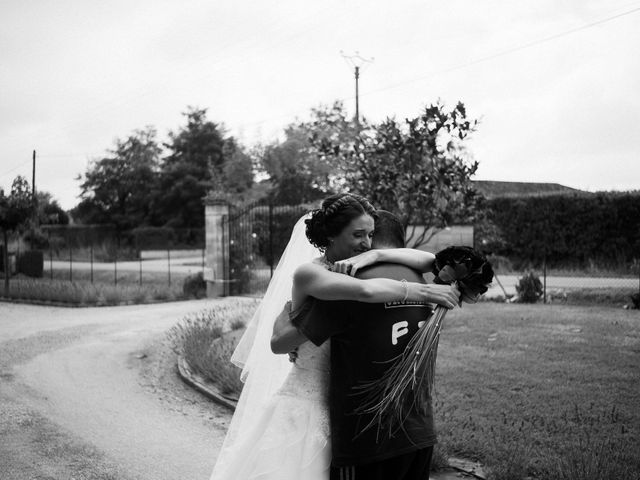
[2,0,639,209]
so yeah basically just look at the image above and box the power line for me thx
[340,51,374,127]
[224,4,640,139]
[0,151,105,179]
[6,4,338,152]
[0,160,32,180]
[4,3,639,157]
[360,5,640,99]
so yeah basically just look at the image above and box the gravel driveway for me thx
[0,299,238,480]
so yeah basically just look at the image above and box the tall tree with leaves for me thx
[35,191,69,225]
[75,127,161,230]
[222,137,254,196]
[0,176,33,294]
[257,101,356,204]
[157,107,226,228]
[310,101,481,247]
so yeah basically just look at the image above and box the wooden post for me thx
[543,252,547,304]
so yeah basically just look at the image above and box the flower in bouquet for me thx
[432,246,494,303]
[351,246,493,437]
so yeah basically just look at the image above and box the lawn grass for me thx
[203,301,639,479]
[433,303,640,479]
[562,287,638,307]
[174,299,638,479]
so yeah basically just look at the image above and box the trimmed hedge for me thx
[486,192,640,269]
[17,250,44,278]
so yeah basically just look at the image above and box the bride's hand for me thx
[409,283,460,309]
[332,250,380,277]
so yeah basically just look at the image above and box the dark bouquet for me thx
[353,246,493,436]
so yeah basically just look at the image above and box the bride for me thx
[209,193,459,480]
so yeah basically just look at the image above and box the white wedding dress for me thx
[210,340,331,480]
[210,214,331,480]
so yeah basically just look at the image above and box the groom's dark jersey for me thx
[292,262,436,467]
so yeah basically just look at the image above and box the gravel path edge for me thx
[176,355,238,411]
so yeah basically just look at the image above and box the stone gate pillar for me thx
[204,196,229,297]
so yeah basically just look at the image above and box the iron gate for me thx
[223,201,307,296]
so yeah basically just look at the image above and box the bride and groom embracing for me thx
[210,193,460,480]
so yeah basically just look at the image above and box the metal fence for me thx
[486,255,640,307]
[2,226,206,287]
[2,221,639,307]
[223,201,308,296]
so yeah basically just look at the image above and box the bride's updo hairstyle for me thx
[305,193,376,252]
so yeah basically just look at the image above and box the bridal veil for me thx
[211,213,320,478]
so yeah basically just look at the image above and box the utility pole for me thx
[32,150,38,221]
[340,51,374,130]
[31,150,38,249]
[32,150,36,202]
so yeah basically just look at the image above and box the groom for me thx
[274,211,453,480]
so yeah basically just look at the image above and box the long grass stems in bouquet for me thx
[352,246,494,437]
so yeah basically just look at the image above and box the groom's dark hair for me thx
[372,210,405,249]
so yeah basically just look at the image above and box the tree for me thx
[257,101,356,204]
[75,126,161,230]
[36,191,69,225]
[0,176,32,294]
[309,101,481,247]
[260,133,325,204]
[221,137,254,195]
[20,191,70,251]
[156,107,226,228]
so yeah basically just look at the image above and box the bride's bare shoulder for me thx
[294,259,328,281]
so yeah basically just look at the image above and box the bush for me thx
[487,192,640,270]
[23,230,49,249]
[0,278,181,305]
[183,272,206,298]
[566,288,633,307]
[629,293,640,310]
[131,226,175,250]
[41,224,118,249]
[515,271,543,303]
[17,250,44,278]
[168,300,259,396]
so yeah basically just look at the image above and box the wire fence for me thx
[2,226,206,288]
[39,247,206,287]
[2,225,639,307]
[486,254,640,307]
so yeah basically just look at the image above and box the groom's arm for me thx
[271,300,349,353]
[293,300,349,347]
[271,302,309,354]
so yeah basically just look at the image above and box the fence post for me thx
[114,250,118,286]
[167,248,171,286]
[90,243,94,284]
[204,196,230,297]
[543,252,547,304]
[269,202,274,277]
[139,250,142,286]
[69,243,72,282]
[48,230,53,280]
